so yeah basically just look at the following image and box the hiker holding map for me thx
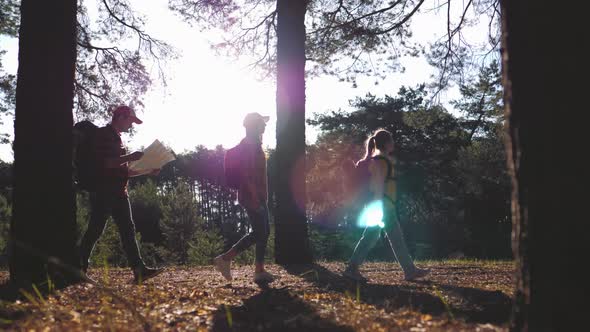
[78,106,174,284]
[128,139,176,175]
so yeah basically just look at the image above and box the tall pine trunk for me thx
[10,0,79,288]
[274,0,312,264]
[501,1,586,331]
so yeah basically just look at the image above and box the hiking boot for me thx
[133,266,165,285]
[404,267,430,281]
[214,255,232,281]
[342,266,368,283]
[254,271,276,283]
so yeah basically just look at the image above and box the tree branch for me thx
[247,11,276,71]
[77,42,119,52]
[101,0,169,61]
[367,0,426,35]
[309,0,405,35]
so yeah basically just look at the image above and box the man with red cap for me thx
[79,105,164,284]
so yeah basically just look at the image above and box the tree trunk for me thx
[501,1,586,331]
[9,0,79,288]
[274,0,312,264]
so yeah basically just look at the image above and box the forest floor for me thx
[0,260,514,331]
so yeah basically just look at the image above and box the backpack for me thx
[73,121,98,191]
[344,156,393,208]
[224,142,245,189]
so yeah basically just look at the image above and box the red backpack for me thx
[224,142,245,189]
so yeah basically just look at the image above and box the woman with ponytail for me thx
[343,129,429,282]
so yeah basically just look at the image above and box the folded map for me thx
[129,139,175,174]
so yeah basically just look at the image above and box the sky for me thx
[0,1,492,162]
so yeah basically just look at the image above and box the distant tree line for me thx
[0,61,510,267]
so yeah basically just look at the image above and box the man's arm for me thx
[245,180,261,208]
[240,144,262,210]
[104,151,143,169]
[237,175,260,210]
[128,168,160,178]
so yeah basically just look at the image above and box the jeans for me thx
[79,193,144,270]
[231,205,270,264]
[349,206,415,274]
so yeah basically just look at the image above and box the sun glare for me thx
[358,200,385,229]
[133,57,276,154]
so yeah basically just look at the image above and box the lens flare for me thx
[358,200,385,228]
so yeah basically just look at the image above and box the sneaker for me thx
[342,267,367,283]
[254,271,276,283]
[80,271,97,284]
[404,267,430,281]
[81,262,89,274]
[214,255,232,281]
[133,266,165,284]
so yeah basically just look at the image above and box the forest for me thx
[0,63,511,269]
[0,0,586,331]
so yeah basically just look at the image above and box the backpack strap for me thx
[383,194,397,207]
[371,155,396,181]
[371,155,397,205]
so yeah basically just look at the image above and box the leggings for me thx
[349,206,415,274]
[231,205,270,264]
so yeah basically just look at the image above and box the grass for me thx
[0,260,514,331]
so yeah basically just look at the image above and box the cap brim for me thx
[262,116,270,123]
[131,116,143,124]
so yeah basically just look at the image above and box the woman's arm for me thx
[369,159,387,201]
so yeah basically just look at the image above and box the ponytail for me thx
[358,136,376,165]
[357,129,393,165]
[368,137,376,158]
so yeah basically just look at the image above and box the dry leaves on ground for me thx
[0,260,514,331]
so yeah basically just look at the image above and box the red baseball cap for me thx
[113,105,143,124]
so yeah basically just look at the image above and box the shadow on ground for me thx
[0,282,30,329]
[211,287,355,331]
[432,282,512,324]
[283,263,512,325]
[0,275,87,329]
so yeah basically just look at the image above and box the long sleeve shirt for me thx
[94,124,129,197]
[237,136,268,209]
